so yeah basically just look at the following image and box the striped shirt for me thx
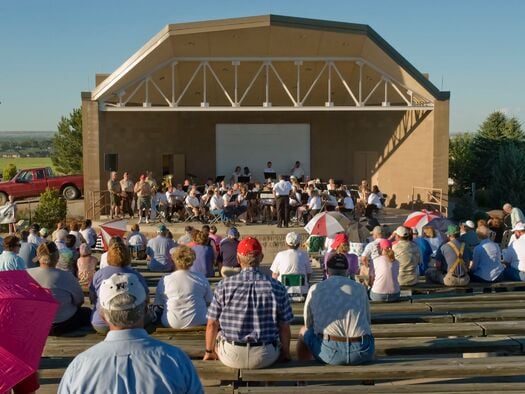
[207,267,294,343]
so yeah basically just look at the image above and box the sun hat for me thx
[512,223,525,232]
[99,273,147,311]
[237,237,262,256]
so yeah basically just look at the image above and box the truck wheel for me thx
[63,186,80,200]
[0,192,7,205]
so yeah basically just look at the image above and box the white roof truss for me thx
[99,57,434,112]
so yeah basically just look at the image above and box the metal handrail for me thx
[411,186,448,217]
[86,190,110,219]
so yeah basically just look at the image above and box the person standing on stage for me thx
[273,175,292,228]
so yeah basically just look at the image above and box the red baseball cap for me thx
[379,239,392,250]
[237,236,262,256]
[331,233,349,250]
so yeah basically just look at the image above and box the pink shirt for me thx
[370,255,400,294]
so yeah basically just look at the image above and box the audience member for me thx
[426,225,471,286]
[422,225,443,255]
[503,203,525,229]
[297,253,375,365]
[470,225,505,283]
[218,227,241,277]
[369,239,400,302]
[460,220,480,255]
[204,237,293,369]
[392,226,421,286]
[271,232,312,296]
[59,272,202,393]
[18,229,38,268]
[90,241,149,334]
[0,235,25,271]
[190,230,215,278]
[178,226,195,245]
[28,223,44,246]
[502,223,525,281]
[28,241,91,335]
[411,228,433,274]
[323,233,359,279]
[77,243,98,287]
[154,245,213,328]
[80,219,97,248]
[146,224,176,272]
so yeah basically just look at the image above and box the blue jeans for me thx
[370,290,400,302]
[303,328,375,365]
[503,266,525,281]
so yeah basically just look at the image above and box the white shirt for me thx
[273,180,292,197]
[99,252,109,269]
[503,235,525,271]
[367,192,382,208]
[270,249,312,295]
[80,227,97,247]
[291,166,305,179]
[154,270,213,329]
[185,195,200,208]
[28,233,44,246]
[210,195,224,210]
[308,195,322,210]
[128,232,147,247]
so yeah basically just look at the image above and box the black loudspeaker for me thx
[104,154,118,172]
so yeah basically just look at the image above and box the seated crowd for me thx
[2,201,525,391]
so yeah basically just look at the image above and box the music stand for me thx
[263,172,276,180]
[238,176,250,184]
[215,175,225,183]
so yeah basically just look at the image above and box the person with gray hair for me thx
[503,203,525,230]
[59,272,203,393]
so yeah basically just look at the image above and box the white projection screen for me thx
[216,124,310,181]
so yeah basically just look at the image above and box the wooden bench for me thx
[238,355,525,383]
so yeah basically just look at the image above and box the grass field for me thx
[0,157,53,175]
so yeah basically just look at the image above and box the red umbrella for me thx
[304,211,352,237]
[0,271,59,393]
[404,209,441,233]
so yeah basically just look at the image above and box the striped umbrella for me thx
[304,211,352,236]
[403,209,441,234]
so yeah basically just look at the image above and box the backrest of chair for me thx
[281,274,305,287]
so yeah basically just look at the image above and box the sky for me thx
[0,0,524,134]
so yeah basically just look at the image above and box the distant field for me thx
[0,157,53,174]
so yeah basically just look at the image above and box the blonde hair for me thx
[172,245,196,270]
[382,247,396,262]
[107,242,130,267]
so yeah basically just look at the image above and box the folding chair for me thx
[281,274,306,302]
[184,206,198,222]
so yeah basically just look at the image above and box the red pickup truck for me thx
[0,167,83,205]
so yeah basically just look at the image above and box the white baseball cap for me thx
[99,273,146,311]
[285,231,301,246]
[463,220,475,229]
[394,226,409,238]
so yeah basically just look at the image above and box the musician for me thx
[297,189,322,225]
[210,189,231,222]
[236,185,249,223]
[290,161,305,182]
[120,172,135,218]
[185,190,205,221]
[336,191,355,215]
[134,174,152,224]
[264,161,275,179]
[230,166,242,184]
[322,191,338,212]
[273,175,292,228]
[327,178,337,191]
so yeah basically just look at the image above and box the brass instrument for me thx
[162,174,174,189]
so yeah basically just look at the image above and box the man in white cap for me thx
[503,223,525,281]
[59,273,202,393]
[392,226,421,286]
[271,232,312,298]
[503,203,525,229]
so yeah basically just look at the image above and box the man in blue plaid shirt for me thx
[204,236,294,369]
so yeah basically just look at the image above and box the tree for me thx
[51,108,83,174]
[490,142,525,209]
[33,188,67,229]
[449,133,474,194]
[469,111,525,189]
[2,163,17,181]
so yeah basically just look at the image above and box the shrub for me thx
[452,194,476,222]
[2,163,17,181]
[34,188,67,229]
[490,142,525,209]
